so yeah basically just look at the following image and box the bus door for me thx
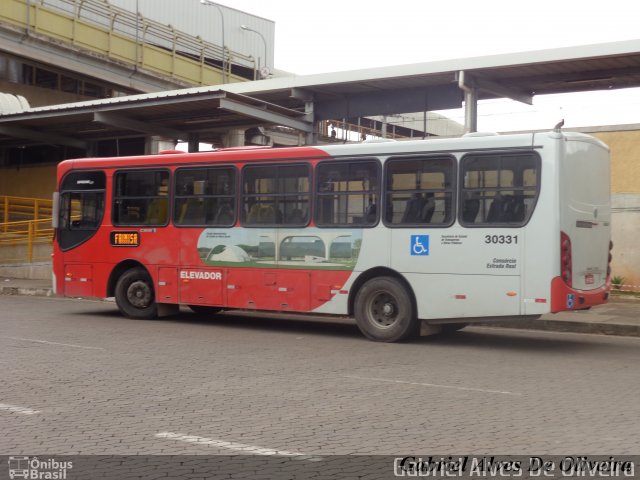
[222,163,312,312]
[173,167,233,307]
[57,171,106,298]
[176,227,223,307]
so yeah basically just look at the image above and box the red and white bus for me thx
[52,130,612,342]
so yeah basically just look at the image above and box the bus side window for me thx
[315,159,380,227]
[242,163,310,227]
[113,169,170,226]
[460,152,540,226]
[384,156,455,227]
[58,170,106,250]
[174,167,236,227]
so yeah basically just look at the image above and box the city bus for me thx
[52,130,612,342]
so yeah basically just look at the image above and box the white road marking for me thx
[156,432,321,460]
[344,375,521,396]
[0,403,41,415]
[4,336,105,350]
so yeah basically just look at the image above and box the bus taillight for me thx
[561,231,572,287]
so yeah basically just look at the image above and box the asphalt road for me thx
[2,295,640,457]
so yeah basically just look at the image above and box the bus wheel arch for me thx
[349,268,419,342]
[111,263,158,319]
[107,260,147,298]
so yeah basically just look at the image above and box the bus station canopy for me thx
[1,39,639,149]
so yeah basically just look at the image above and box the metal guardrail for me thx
[0,196,53,263]
[1,0,255,86]
[320,120,404,142]
[1,195,53,226]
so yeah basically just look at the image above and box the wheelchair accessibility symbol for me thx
[567,293,576,309]
[411,235,430,256]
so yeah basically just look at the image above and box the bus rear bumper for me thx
[550,276,610,313]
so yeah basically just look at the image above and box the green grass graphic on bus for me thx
[197,228,362,270]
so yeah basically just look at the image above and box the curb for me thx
[478,318,640,338]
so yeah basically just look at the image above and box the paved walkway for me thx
[2,276,639,337]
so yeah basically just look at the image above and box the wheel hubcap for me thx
[127,280,151,308]
[368,292,399,328]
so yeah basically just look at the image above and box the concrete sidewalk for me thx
[2,276,639,337]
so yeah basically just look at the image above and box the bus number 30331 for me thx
[485,234,518,244]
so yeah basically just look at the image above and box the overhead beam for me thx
[0,125,87,149]
[313,84,463,120]
[93,112,187,140]
[218,98,313,132]
[457,71,532,105]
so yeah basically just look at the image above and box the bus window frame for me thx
[314,157,381,228]
[458,150,541,228]
[112,168,172,228]
[173,165,237,228]
[240,162,312,228]
[383,154,457,228]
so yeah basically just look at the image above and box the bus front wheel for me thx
[115,267,158,319]
[354,276,419,342]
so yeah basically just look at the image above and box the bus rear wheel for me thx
[354,276,418,342]
[115,267,158,319]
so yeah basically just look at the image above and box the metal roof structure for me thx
[1,39,640,149]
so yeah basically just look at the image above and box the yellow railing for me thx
[1,0,254,86]
[0,196,53,263]
[0,218,53,263]
[1,195,53,227]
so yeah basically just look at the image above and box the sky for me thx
[219,0,640,132]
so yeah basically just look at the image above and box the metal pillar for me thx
[457,70,478,134]
[305,99,316,145]
[188,134,200,153]
[463,88,478,134]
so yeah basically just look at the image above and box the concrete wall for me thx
[0,260,51,280]
[592,130,640,194]
[588,129,640,287]
[0,80,89,108]
[0,164,57,198]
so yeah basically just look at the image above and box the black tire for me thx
[188,305,222,315]
[354,276,418,342]
[440,323,468,334]
[114,267,158,319]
